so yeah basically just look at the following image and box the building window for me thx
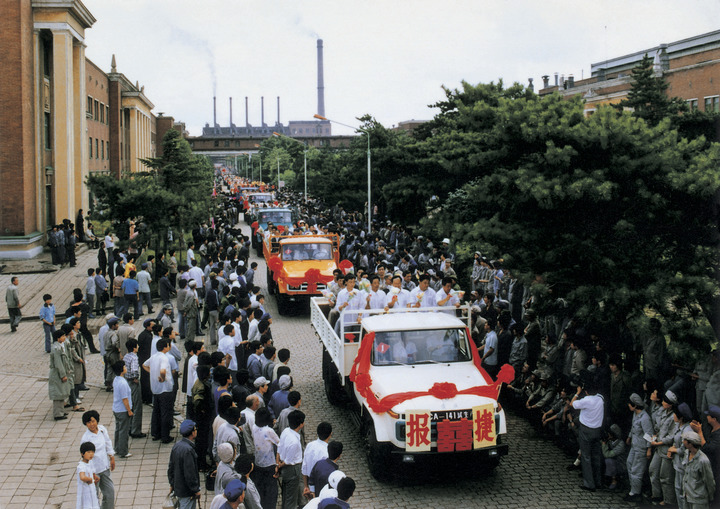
[99,104,104,123]
[94,100,99,120]
[106,105,110,124]
[95,139,99,159]
[44,112,51,149]
[101,140,104,159]
[87,96,93,115]
[688,99,698,110]
[89,137,93,158]
[705,96,719,113]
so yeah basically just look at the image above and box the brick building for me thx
[538,29,720,116]
[0,0,162,258]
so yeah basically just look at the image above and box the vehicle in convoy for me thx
[310,298,512,480]
[264,234,341,315]
[250,207,295,254]
[243,192,275,223]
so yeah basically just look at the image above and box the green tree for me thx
[88,128,214,253]
[423,84,720,348]
[614,54,687,126]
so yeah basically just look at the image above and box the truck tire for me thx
[266,269,275,295]
[322,348,345,406]
[277,292,289,316]
[365,425,392,482]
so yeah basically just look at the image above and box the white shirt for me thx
[278,427,303,465]
[247,319,260,343]
[573,394,605,429]
[253,425,280,468]
[104,235,114,249]
[483,330,498,366]
[218,334,240,371]
[387,287,410,309]
[436,287,460,315]
[144,352,173,394]
[365,289,388,310]
[186,248,195,263]
[186,354,198,394]
[98,324,110,356]
[81,425,114,473]
[188,266,204,288]
[409,286,437,308]
[335,288,366,326]
[301,439,329,487]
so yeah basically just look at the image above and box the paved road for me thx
[0,224,634,508]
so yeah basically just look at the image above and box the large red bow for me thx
[348,329,514,414]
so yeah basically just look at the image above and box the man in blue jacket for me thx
[168,419,201,509]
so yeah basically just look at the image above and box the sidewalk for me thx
[0,247,215,509]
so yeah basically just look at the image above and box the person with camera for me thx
[570,377,605,492]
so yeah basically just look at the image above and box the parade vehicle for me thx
[264,234,343,315]
[243,192,275,223]
[310,299,512,480]
[249,207,296,254]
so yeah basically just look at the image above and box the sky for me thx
[83,0,720,136]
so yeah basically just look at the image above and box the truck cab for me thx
[265,235,340,314]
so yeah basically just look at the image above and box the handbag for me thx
[161,491,179,509]
[205,469,216,491]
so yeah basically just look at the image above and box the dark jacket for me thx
[168,437,200,497]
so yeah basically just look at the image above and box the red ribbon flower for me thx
[429,382,459,399]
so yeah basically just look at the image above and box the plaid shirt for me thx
[124,352,140,380]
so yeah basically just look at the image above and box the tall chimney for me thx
[554,73,559,86]
[277,96,280,126]
[317,39,325,117]
[261,96,265,126]
[245,97,249,126]
[542,75,549,88]
[229,97,233,126]
[213,96,217,127]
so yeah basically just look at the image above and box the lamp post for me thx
[254,144,262,183]
[273,132,308,202]
[314,114,371,232]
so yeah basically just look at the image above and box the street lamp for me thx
[314,114,371,233]
[273,131,308,201]
[254,144,262,183]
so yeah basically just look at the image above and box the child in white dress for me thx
[77,442,100,509]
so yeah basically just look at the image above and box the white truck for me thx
[310,297,510,480]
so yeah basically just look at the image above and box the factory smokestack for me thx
[213,96,217,127]
[229,97,233,126]
[261,96,265,126]
[245,97,249,127]
[317,39,325,117]
[277,96,280,125]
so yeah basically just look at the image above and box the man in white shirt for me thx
[81,409,116,509]
[364,275,387,311]
[409,274,437,308]
[386,275,411,310]
[219,324,241,375]
[479,319,498,376]
[142,339,175,443]
[240,395,259,455]
[436,276,461,315]
[136,263,153,315]
[302,422,332,498]
[570,381,605,492]
[333,274,366,337]
[278,410,305,509]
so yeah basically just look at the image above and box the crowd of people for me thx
[24,172,719,508]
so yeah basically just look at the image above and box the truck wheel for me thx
[322,348,345,406]
[365,425,392,482]
[277,293,289,316]
[266,269,275,295]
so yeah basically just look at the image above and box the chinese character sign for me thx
[436,418,473,452]
[472,404,496,449]
[405,410,431,452]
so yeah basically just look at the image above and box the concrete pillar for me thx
[73,40,88,213]
[51,29,75,222]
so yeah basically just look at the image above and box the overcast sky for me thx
[83,1,720,136]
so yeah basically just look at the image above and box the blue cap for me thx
[224,479,246,499]
[179,419,196,436]
[705,405,720,420]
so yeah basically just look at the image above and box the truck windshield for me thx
[259,211,292,224]
[251,194,273,203]
[371,328,472,365]
[281,243,332,261]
